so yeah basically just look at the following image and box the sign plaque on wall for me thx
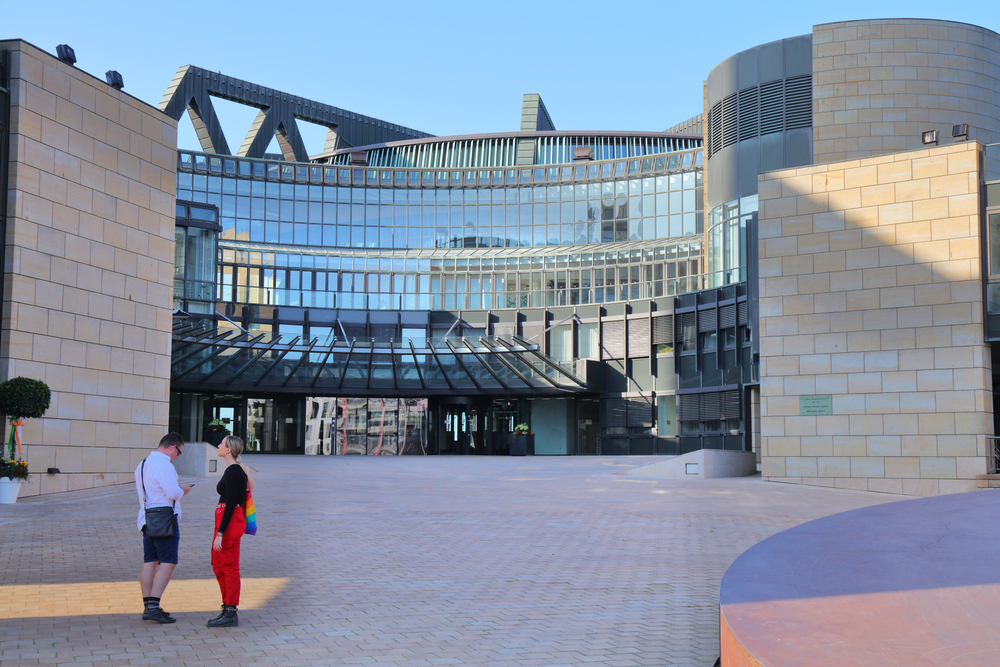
[799,395,833,416]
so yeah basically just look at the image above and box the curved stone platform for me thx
[720,491,1000,666]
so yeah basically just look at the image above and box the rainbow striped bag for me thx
[244,489,257,536]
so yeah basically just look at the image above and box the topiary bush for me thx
[0,377,51,466]
[0,377,51,420]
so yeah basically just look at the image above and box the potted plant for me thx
[0,377,51,504]
[510,423,534,457]
[204,418,230,447]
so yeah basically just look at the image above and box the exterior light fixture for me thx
[105,70,124,90]
[921,130,939,145]
[952,124,970,140]
[349,151,368,166]
[573,146,594,161]
[56,44,76,65]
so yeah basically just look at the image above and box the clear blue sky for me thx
[5,0,997,154]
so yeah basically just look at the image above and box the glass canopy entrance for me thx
[171,315,589,396]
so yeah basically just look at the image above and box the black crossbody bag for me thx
[141,459,176,539]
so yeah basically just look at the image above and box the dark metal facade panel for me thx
[159,65,432,162]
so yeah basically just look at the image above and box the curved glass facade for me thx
[175,146,706,312]
[324,133,702,169]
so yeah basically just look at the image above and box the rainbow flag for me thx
[244,490,257,535]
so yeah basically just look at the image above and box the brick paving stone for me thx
[0,456,905,666]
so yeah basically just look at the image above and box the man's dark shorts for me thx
[141,514,180,564]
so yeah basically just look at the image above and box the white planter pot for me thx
[0,477,21,504]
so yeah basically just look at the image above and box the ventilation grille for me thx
[721,93,738,148]
[706,75,814,161]
[759,81,784,135]
[738,88,759,141]
[709,103,723,158]
[784,75,812,130]
[602,321,625,359]
[652,314,674,345]
[628,318,650,357]
[737,302,748,325]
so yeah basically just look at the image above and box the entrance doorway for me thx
[440,403,482,455]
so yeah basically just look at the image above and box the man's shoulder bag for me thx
[141,458,176,539]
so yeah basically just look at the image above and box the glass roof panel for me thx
[434,352,475,389]
[397,357,423,389]
[341,353,369,389]
[370,354,395,388]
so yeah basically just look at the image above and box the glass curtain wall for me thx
[305,397,429,455]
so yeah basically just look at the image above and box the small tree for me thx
[0,377,51,467]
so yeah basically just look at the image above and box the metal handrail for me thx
[989,436,1000,474]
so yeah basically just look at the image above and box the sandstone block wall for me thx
[812,19,1000,179]
[2,40,177,495]
[758,141,990,496]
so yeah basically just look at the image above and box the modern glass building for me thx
[164,65,761,457]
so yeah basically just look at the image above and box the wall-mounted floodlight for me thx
[922,130,939,145]
[56,44,76,65]
[952,124,970,141]
[105,70,124,90]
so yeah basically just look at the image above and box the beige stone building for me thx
[0,40,177,496]
[758,141,991,495]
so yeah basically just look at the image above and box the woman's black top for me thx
[216,464,248,534]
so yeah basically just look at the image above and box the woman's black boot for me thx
[207,604,238,627]
[205,605,226,627]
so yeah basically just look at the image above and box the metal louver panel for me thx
[784,75,812,130]
[721,93,738,148]
[701,392,721,419]
[759,81,783,135]
[698,309,717,333]
[720,304,736,329]
[652,314,674,345]
[677,313,696,349]
[627,396,653,427]
[628,318,650,357]
[602,398,627,427]
[678,394,699,420]
[706,107,714,158]
[721,390,741,419]
[710,101,723,157]
[737,88,759,141]
[676,390,742,422]
[737,302,748,325]
[602,321,625,359]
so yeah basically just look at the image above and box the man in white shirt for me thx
[135,432,193,623]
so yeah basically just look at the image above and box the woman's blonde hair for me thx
[222,435,245,462]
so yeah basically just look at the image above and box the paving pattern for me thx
[0,455,906,666]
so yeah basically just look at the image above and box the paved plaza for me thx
[0,455,907,667]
